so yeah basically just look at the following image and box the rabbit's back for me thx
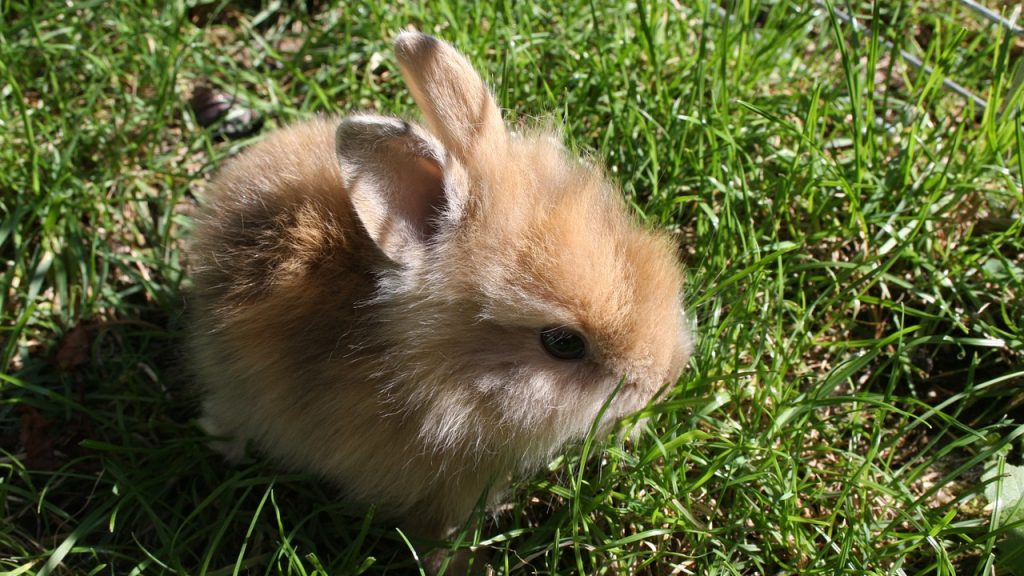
[188,117,387,470]
[189,116,369,309]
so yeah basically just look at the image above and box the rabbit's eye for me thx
[540,327,587,360]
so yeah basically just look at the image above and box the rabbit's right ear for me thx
[394,32,506,165]
[336,115,466,266]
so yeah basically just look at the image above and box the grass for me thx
[2,0,1023,574]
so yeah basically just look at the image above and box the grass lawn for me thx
[2,0,1023,574]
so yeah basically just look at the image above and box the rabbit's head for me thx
[336,33,692,471]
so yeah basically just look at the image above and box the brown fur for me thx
[188,33,692,539]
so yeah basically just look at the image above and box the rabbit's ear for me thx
[336,115,462,265]
[394,32,506,163]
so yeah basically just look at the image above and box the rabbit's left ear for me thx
[336,115,466,266]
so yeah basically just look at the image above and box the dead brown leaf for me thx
[19,405,55,470]
[55,324,91,371]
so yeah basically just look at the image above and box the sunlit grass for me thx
[1,1,1022,574]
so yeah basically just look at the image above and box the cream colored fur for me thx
[188,32,692,539]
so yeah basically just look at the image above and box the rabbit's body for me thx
[189,33,692,538]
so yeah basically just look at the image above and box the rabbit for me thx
[188,31,693,542]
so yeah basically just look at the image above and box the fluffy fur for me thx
[188,32,692,537]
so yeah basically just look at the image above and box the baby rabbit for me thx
[188,32,692,540]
